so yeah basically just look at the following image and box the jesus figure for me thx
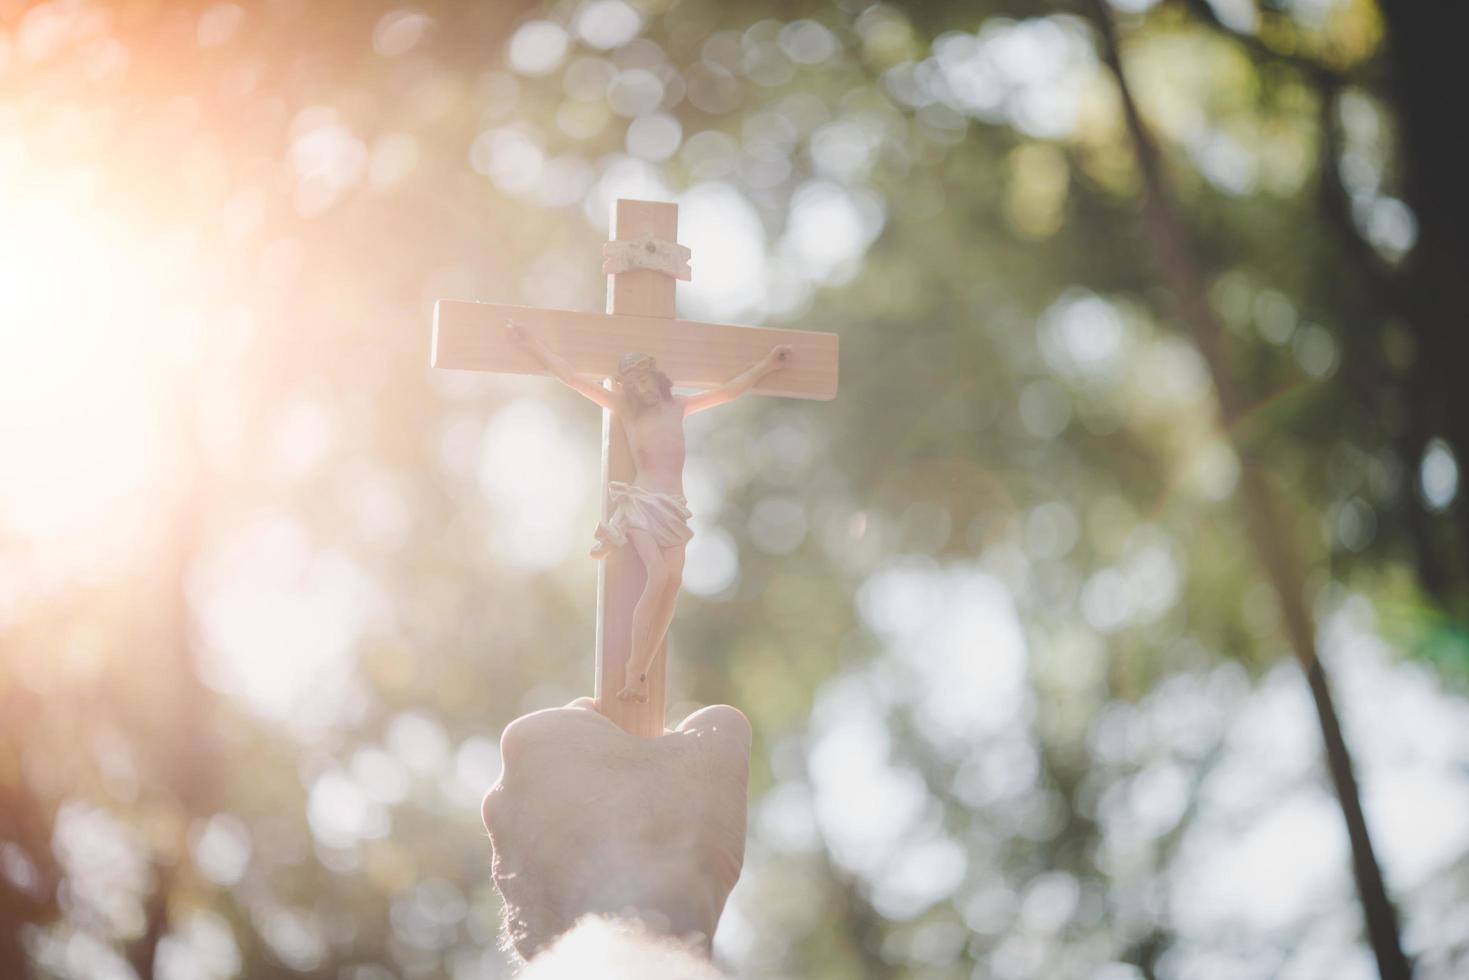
[508,320,791,703]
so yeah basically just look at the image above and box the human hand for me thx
[764,344,793,372]
[507,319,543,355]
[481,700,751,961]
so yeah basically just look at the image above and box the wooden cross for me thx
[432,199,838,738]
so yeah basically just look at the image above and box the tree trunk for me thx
[1083,3,1411,976]
[1377,1,1469,596]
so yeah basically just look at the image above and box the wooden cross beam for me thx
[433,199,838,737]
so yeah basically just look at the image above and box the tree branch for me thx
[1082,3,1412,977]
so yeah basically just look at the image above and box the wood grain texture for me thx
[432,300,839,400]
[597,200,675,739]
[606,199,677,318]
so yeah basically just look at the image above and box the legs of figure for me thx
[619,530,667,703]
[618,532,686,703]
[650,544,684,652]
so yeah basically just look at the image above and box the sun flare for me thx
[0,157,188,580]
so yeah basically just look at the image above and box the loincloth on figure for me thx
[590,481,694,559]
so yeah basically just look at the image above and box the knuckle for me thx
[481,786,507,834]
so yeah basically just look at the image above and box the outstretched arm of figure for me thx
[507,320,619,412]
[680,345,791,416]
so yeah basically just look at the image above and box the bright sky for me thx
[0,169,186,587]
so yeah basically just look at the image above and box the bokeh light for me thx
[4,1,1468,979]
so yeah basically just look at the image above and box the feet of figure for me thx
[616,666,649,703]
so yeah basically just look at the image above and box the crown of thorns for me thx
[616,352,657,379]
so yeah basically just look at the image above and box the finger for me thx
[674,704,752,744]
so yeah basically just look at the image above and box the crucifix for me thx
[432,199,838,738]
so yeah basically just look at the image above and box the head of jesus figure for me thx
[615,352,673,413]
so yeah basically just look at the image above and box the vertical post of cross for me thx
[596,199,678,737]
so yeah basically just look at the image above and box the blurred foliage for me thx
[2,0,1469,978]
